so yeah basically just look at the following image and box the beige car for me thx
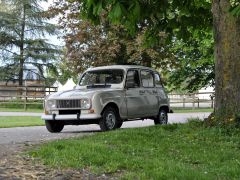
[42,65,170,132]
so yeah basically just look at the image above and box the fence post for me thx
[24,86,27,111]
[183,96,185,108]
[211,96,214,108]
[197,98,200,108]
[192,94,195,110]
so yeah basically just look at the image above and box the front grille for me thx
[56,99,81,109]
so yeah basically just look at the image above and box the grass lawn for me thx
[30,121,240,179]
[0,116,44,128]
[0,108,43,113]
[173,108,213,113]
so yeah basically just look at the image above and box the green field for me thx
[0,116,44,128]
[30,121,240,179]
[173,108,213,113]
[0,108,43,113]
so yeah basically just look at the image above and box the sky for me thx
[40,0,64,46]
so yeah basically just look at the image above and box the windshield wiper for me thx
[86,84,111,89]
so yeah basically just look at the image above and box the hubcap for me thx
[106,112,116,129]
[160,111,167,124]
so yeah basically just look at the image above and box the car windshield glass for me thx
[79,69,124,86]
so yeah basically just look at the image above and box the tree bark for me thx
[19,3,26,86]
[212,0,240,123]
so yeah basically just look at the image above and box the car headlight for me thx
[45,100,56,110]
[81,99,91,109]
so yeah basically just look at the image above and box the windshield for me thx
[79,69,124,86]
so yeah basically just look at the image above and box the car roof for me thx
[86,65,156,72]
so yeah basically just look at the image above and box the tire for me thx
[116,121,123,128]
[45,120,64,133]
[99,107,121,131]
[154,109,168,125]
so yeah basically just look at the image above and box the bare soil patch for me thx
[0,144,114,180]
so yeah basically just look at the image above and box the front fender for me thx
[92,90,127,119]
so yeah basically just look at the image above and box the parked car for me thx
[42,65,170,132]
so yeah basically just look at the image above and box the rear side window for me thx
[141,70,154,87]
[154,73,162,87]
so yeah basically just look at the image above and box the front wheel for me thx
[99,107,120,131]
[45,120,64,133]
[116,121,123,128]
[154,109,168,125]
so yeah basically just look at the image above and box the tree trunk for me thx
[212,0,240,123]
[19,3,26,86]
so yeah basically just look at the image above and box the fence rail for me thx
[169,92,215,109]
[0,85,57,110]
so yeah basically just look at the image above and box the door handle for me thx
[139,90,145,94]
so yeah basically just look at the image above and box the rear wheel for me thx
[45,120,64,133]
[99,107,121,131]
[154,109,168,125]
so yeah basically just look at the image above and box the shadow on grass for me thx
[62,129,102,133]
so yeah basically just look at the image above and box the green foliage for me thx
[32,122,240,179]
[49,0,176,74]
[80,0,212,38]
[45,51,79,85]
[165,30,214,92]
[0,0,61,85]
[76,0,215,92]
[230,1,240,16]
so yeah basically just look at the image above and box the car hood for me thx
[47,88,120,100]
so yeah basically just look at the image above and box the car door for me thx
[140,70,159,116]
[154,72,168,107]
[125,69,146,118]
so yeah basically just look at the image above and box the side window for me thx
[154,73,162,87]
[141,70,154,87]
[126,70,140,88]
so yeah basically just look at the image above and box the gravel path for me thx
[0,112,210,179]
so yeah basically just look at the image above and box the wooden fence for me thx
[169,92,215,109]
[0,86,214,110]
[0,85,57,110]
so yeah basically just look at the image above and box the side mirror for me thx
[126,81,135,89]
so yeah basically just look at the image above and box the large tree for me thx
[78,0,240,124]
[0,0,60,86]
[49,0,213,92]
[48,0,176,74]
[212,0,240,123]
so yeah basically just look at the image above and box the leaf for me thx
[93,0,102,15]
[86,0,94,8]
[108,2,122,23]
[132,1,140,18]
[230,5,240,16]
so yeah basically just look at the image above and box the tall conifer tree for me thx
[0,0,60,85]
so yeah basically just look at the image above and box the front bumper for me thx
[41,114,101,121]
